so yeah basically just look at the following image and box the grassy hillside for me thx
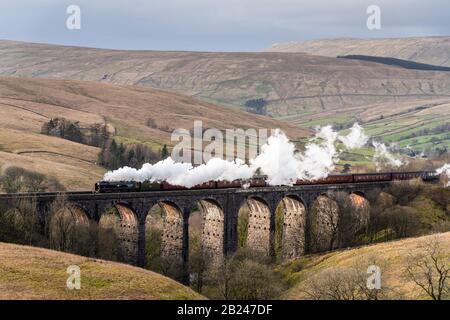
[0,76,308,190]
[292,98,450,155]
[2,40,450,120]
[279,232,450,300]
[266,37,450,67]
[0,242,204,300]
[338,55,450,72]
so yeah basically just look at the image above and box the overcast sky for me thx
[0,0,449,51]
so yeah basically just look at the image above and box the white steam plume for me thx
[338,123,368,149]
[103,157,254,188]
[103,123,369,187]
[249,129,299,186]
[297,125,339,181]
[436,164,450,187]
[372,142,404,171]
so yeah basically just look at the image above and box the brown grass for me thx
[281,232,450,300]
[0,242,204,300]
[2,39,450,119]
[0,76,309,190]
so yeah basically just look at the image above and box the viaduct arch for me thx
[0,181,389,270]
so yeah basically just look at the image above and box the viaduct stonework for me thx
[0,181,389,269]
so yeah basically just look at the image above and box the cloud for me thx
[0,0,449,51]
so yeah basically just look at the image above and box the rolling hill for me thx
[0,242,204,300]
[266,37,450,67]
[280,232,450,300]
[338,55,450,72]
[2,40,450,120]
[0,76,308,190]
[294,98,450,154]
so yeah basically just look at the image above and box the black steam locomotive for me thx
[95,171,440,193]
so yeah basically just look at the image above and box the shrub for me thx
[0,167,65,193]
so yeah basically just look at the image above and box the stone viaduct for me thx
[0,181,390,269]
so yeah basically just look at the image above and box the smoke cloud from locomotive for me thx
[437,164,450,187]
[338,123,368,149]
[103,123,371,186]
[372,142,404,171]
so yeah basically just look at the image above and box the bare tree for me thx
[208,249,285,300]
[303,267,367,300]
[47,194,97,256]
[2,196,42,246]
[210,254,235,300]
[405,235,449,300]
[48,194,76,252]
[303,256,390,300]
[98,213,123,262]
[0,166,64,193]
[311,195,340,252]
[387,179,423,206]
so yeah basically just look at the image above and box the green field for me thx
[288,100,450,162]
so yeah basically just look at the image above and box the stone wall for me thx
[159,202,184,263]
[246,198,271,255]
[115,204,139,265]
[310,196,339,252]
[349,193,370,231]
[281,197,306,260]
[199,200,224,265]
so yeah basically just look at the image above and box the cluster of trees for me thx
[332,121,361,131]
[98,139,164,170]
[186,247,286,300]
[304,181,450,254]
[366,181,450,243]
[204,249,286,300]
[41,118,109,147]
[308,191,369,252]
[177,181,449,300]
[42,117,171,172]
[244,98,268,115]
[400,123,450,141]
[302,258,387,300]
[427,146,449,158]
[143,207,286,300]
[0,181,448,300]
[302,236,449,300]
[146,118,172,133]
[0,194,122,260]
[0,197,46,247]
[0,167,65,193]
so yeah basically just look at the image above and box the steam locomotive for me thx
[95,171,440,193]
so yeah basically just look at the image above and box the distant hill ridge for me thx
[2,39,450,118]
[338,55,450,72]
[266,37,450,67]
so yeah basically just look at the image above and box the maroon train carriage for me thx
[160,182,186,190]
[392,171,421,181]
[95,171,440,193]
[353,173,392,183]
[294,174,354,185]
[190,180,217,190]
[323,174,354,184]
[248,177,267,188]
[216,179,244,189]
[392,172,416,181]
[392,171,440,182]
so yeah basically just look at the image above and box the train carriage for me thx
[216,179,243,189]
[95,171,439,193]
[353,173,391,182]
[190,181,217,190]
